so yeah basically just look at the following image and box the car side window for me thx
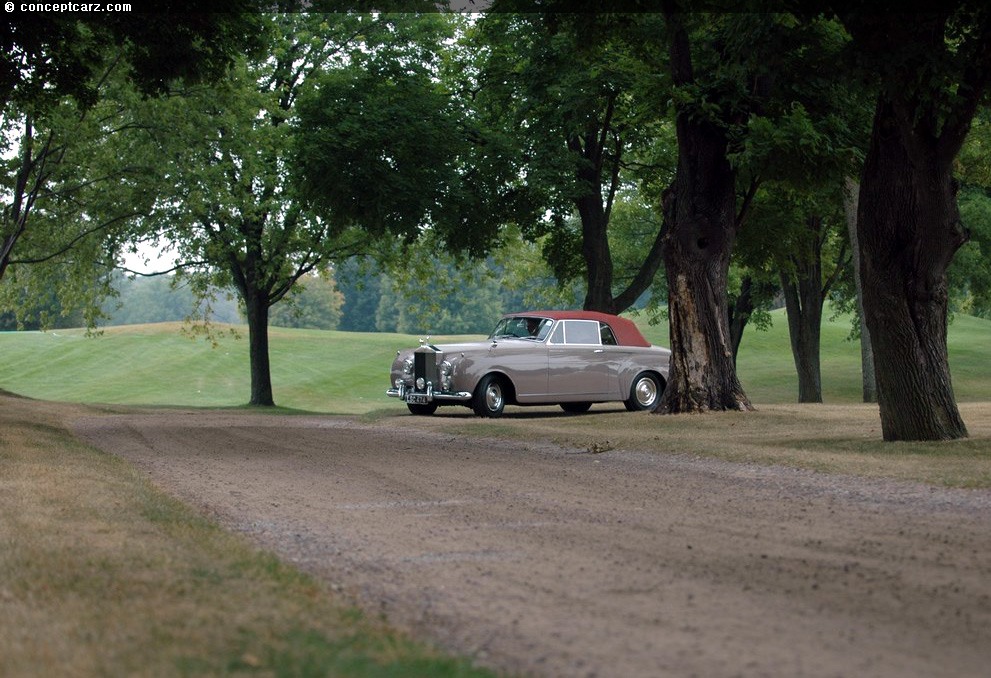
[534,318,554,341]
[563,320,601,345]
[549,323,565,344]
[600,323,617,346]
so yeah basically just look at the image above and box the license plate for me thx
[407,393,432,405]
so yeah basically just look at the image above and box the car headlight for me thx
[416,377,426,390]
[439,361,453,390]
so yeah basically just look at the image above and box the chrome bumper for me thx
[386,382,472,403]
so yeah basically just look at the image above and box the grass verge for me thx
[0,394,494,677]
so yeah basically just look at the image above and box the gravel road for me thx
[73,411,991,678]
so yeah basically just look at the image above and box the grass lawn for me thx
[2,309,989,411]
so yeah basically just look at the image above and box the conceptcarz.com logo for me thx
[5,2,133,12]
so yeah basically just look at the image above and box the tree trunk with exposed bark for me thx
[655,116,751,413]
[655,8,752,414]
[857,100,967,440]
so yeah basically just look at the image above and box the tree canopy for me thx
[1,8,266,330]
[4,5,991,440]
[1,6,266,110]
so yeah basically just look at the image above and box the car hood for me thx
[426,340,498,355]
[404,338,537,357]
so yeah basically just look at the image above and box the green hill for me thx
[0,311,989,413]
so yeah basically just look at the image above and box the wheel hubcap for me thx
[486,383,503,411]
[636,378,657,407]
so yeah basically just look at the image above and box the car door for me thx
[546,320,612,398]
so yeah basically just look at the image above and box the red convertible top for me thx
[507,310,652,348]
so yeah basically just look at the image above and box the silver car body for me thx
[387,311,671,416]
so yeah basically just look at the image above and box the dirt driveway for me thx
[73,410,991,678]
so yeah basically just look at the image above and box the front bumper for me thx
[387,382,472,404]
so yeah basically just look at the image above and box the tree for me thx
[655,8,757,413]
[658,8,869,411]
[137,13,381,405]
[140,11,457,406]
[1,10,265,327]
[1,62,162,329]
[296,12,529,264]
[1,6,266,110]
[837,6,991,440]
[469,11,674,314]
[780,215,849,404]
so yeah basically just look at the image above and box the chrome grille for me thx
[413,351,437,392]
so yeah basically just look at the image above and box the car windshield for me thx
[489,316,553,341]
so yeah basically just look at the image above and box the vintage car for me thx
[387,310,671,417]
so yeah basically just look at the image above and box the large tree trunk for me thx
[243,290,276,407]
[655,117,751,413]
[655,8,751,414]
[858,100,968,441]
[658,155,752,414]
[843,178,877,403]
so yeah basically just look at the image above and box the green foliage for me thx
[953,188,991,318]
[296,64,460,242]
[727,15,868,184]
[270,271,344,330]
[0,283,85,330]
[295,13,526,259]
[135,12,431,307]
[1,10,268,331]
[952,112,991,319]
[464,12,673,308]
[340,234,576,336]
[1,61,164,329]
[0,8,266,111]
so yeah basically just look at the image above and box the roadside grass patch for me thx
[0,394,494,677]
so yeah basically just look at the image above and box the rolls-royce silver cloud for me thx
[387,310,671,417]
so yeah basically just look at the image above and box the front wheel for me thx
[472,374,506,418]
[625,372,662,411]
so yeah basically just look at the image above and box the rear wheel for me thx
[472,374,506,418]
[625,372,662,411]
[407,402,438,416]
[560,402,592,414]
